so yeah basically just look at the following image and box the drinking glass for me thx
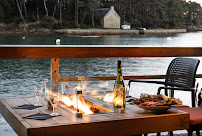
[33,86,43,106]
[99,81,109,95]
[49,92,60,116]
[125,85,130,96]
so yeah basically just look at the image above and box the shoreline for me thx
[55,29,187,35]
[0,28,187,36]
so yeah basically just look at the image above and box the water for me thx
[1,31,202,46]
[1,31,202,136]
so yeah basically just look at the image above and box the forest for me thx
[0,0,201,30]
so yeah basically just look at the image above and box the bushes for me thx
[41,16,58,29]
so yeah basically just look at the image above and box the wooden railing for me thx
[1,45,202,81]
[1,45,202,58]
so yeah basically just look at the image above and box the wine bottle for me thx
[113,60,125,109]
[115,60,125,86]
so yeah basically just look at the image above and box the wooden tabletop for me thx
[0,97,189,136]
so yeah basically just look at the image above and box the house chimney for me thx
[110,6,114,10]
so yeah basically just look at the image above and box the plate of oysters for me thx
[132,93,182,112]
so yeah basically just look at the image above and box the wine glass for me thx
[99,81,109,95]
[49,92,60,116]
[125,85,130,97]
[33,86,43,106]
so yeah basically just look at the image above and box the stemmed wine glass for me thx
[49,92,60,116]
[33,86,43,106]
[99,81,109,95]
[125,85,130,97]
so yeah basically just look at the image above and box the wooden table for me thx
[0,97,189,136]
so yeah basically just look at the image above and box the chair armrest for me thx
[157,86,195,94]
[128,79,165,87]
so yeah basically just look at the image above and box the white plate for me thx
[138,105,172,112]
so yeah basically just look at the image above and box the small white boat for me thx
[121,25,131,29]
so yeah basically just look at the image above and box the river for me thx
[1,31,202,135]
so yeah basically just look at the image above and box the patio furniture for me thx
[157,58,201,136]
[1,46,202,136]
[174,106,202,136]
[0,97,189,136]
[128,57,200,136]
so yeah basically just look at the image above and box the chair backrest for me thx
[165,58,200,88]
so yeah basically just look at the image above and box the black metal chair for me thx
[128,57,200,136]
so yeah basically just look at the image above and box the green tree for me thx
[0,0,12,22]
[185,1,202,26]
[79,0,103,28]
[166,0,184,28]
[1,0,202,28]
[152,0,167,28]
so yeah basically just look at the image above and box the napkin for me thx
[14,104,42,110]
[22,113,61,120]
[126,96,136,105]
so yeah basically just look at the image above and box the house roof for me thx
[95,8,111,18]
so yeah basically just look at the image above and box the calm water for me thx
[1,31,202,46]
[1,32,202,135]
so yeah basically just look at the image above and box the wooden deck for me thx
[0,97,189,136]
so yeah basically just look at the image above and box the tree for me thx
[152,0,168,28]
[87,0,103,28]
[59,0,62,26]
[15,0,25,22]
[1,0,201,28]
[0,0,12,22]
[23,0,27,19]
[78,0,103,27]
[44,0,48,16]
[75,0,79,26]
[185,1,202,26]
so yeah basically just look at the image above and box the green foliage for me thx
[78,0,103,27]
[108,0,201,29]
[185,1,202,26]
[41,16,58,29]
[2,0,202,29]
[0,0,12,22]
[0,5,5,22]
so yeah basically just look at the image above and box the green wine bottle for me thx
[115,60,125,86]
[113,60,125,109]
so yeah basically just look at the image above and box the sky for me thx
[187,0,202,6]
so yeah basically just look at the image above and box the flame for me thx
[113,96,123,107]
[103,91,123,107]
[103,92,116,102]
[60,94,93,115]
[46,85,93,115]
[60,96,73,107]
